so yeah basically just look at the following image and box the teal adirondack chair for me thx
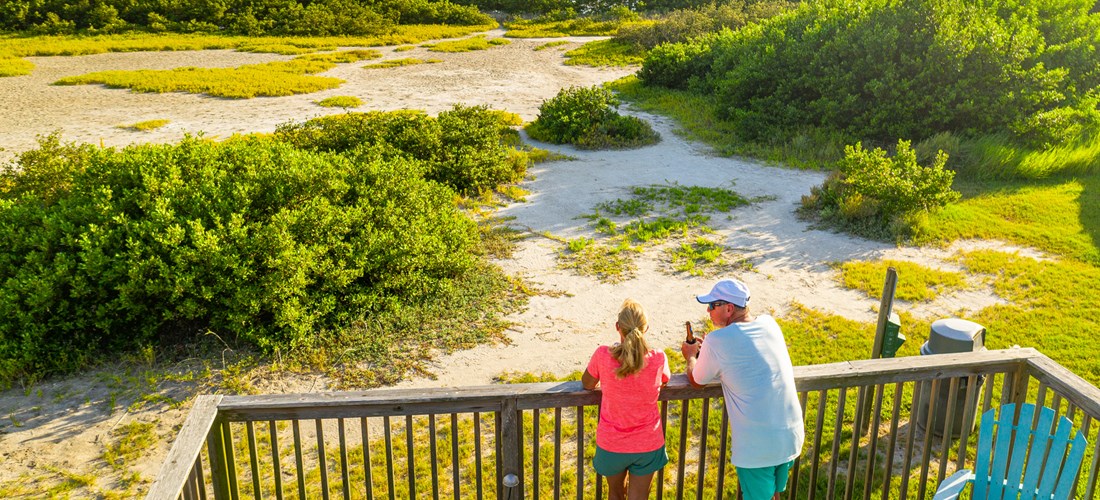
[934,403,1088,500]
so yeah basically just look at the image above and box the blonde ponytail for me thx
[610,299,652,377]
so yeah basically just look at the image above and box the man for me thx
[681,278,804,500]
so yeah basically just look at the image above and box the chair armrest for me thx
[933,469,974,500]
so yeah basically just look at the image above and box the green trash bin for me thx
[915,318,986,439]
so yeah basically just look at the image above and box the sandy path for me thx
[0,30,1015,495]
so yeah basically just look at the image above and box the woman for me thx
[582,298,671,500]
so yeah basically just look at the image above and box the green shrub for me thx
[636,36,714,90]
[615,0,795,50]
[638,0,1100,145]
[0,134,486,382]
[526,85,660,149]
[275,105,525,195]
[801,139,960,239]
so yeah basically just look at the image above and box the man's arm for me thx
[681,341,706,388]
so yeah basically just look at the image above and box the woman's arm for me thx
[581,369,599,390]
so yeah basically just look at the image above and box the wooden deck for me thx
[147,348,1100,499]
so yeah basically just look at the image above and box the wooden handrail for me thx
[1026,353,1100,417]
[212,348,1041,422]
[145,394,222,499]
[151,347,1100,500]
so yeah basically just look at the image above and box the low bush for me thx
[0,133,486,383]
[526,85,659,149]
[636,35,714,89]
[275,105,525,195]
[801,139,960,240]
[615,0,795,50]
[0,0,492,36]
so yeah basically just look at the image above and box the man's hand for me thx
[681,340,701,360]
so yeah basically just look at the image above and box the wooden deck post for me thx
[500,396,521,498]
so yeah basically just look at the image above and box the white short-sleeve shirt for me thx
[692,315,804,468]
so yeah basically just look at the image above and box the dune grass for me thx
[53,49,382,98]
[0,23,495,76]
[557,184,752,282]
[534,41,571,51]
[422,35,509,53]
[315,96,363,108]
[564,39,644,67]
[838,259,968,302]
[118,119,169,131]
[362,57,441,69]
[0,57,34,76]
[503,17,643,38]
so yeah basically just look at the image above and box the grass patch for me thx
[362,57,441,69]
[53,49,382,98]
[316,96,363,108]
[422,35,510,53]
[0,24,494,77]
[0,57,33,76]
[503,17,640,38]
[961,250,1100,382]
[534,41,572,51]
[393,45,417,52]
[921,178,1100,265]
[667,237,750,277]
[557,183,752,282]
[837,259,967,302]
[557,237,639,283]
[564,39,644,67]
[102,421,158,472]
[118,119,169,131]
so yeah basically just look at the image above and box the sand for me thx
[0,29,1022,494]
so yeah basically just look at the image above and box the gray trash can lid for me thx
[923,318,985,354]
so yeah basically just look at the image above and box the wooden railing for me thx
[147,348,1100,499]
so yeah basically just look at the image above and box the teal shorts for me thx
[593,445,669,476]
[736,460,794,500]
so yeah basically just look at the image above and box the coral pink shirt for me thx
[586,345,671,453]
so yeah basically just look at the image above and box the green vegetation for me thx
[0,57,33,76]
[557,236,639,283]
[838,260,967,302]
[563,39,643,67]
[534,41,571,51]
[0,25,493,77]
[801,140,961,239]
[54,49,381,98]
[362,57,441,69]
[102,421,157,472]
[526,85,659,149]
[118,119,169,131]
[422,34,509,52]
[615,0,795,50]
[503,12,639,38]
[557,183,750,282]
[316,96,363,108]
[0,0,493,36]
[639,0,1100,146]
[667,237,749,277]
[0,105,529,385]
